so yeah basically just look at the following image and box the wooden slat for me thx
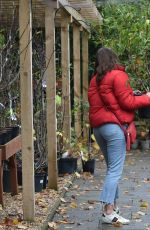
[82,31,89,137]
[61,14,72,146]
[73,23,81,137]
[19,0,35,221]
[45,7,58,190]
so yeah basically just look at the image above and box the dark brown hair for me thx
[95,47,119,84]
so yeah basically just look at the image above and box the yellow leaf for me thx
[113,222,123,227]
[13,219,19,225]
[70,202,78,208]
[140,201,149,208]
[92,142,99,150]
[56,132,63,136]
[91,134,96,141]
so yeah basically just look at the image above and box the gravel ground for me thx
[0,174,74,229]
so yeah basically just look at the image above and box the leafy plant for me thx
[89,1,150,91]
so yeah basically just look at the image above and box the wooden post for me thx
[45,7,57,190]
[19,0,35,220]
[82,31,89,137]
[61,15,71,147]
[73,24,81,137]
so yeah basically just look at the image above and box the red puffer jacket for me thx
[88,66,150,128]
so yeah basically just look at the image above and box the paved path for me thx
[53,150,150,230]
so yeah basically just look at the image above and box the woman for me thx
[88,47,150,225]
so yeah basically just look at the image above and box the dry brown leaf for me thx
[17,225,28,229]
[56,220,74,224]
[99,155,104,161]
[60,198,67,203]
[63,187,69,191]
[132,213,141,219]
[124,191,129,194]
[57,208,67,215]
[88,200,95,204]
[68,181,73,185]
[137,211,145,216]
[75,172,81,178]
[48,222,57,229]
[112,222,123,227]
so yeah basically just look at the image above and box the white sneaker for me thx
[101,211,130,225]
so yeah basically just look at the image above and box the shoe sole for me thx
[101,219,130,225]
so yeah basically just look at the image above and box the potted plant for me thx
[57,131,78,174]
[80,128,99,174]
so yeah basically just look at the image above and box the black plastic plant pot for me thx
[82,159,95,174]
[3,170,11,192]
[34,173,44,192]
[138,106,150,119]
[0,132,11,145]
[58,157,78,174]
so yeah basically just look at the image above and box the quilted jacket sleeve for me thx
[113,72,150,110]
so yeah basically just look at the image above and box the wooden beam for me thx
[19,0,35,221]
[45,7,58,190]
[41,0,58,8]
[61,15,71,147]
[82,31,89,137]
[73,23,81,137]
[58,0,90,32]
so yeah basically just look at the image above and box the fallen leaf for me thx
[137,211,145,216]
[56,220,74,224]
[48,222,57,229]
[13,219,19,225]
[124,191,129,194]
[112,221,123,227]
[18,225,28,229]
[60,198,67,203]
[68,181,73,185]
[135,219,142,222]
[70,202,78,208]
[88,200,95,204]
[132,213,141,219]
[122,205,132,208]
[140,201,149,208]
[63,187,69,191]
[75,172,80,178]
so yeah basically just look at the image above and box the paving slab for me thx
[52,150,150,230]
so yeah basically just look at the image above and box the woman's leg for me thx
[93,124,126,206]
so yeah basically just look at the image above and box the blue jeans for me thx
[93,123,126,205]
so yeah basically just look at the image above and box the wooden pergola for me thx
[0,0,102,220]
